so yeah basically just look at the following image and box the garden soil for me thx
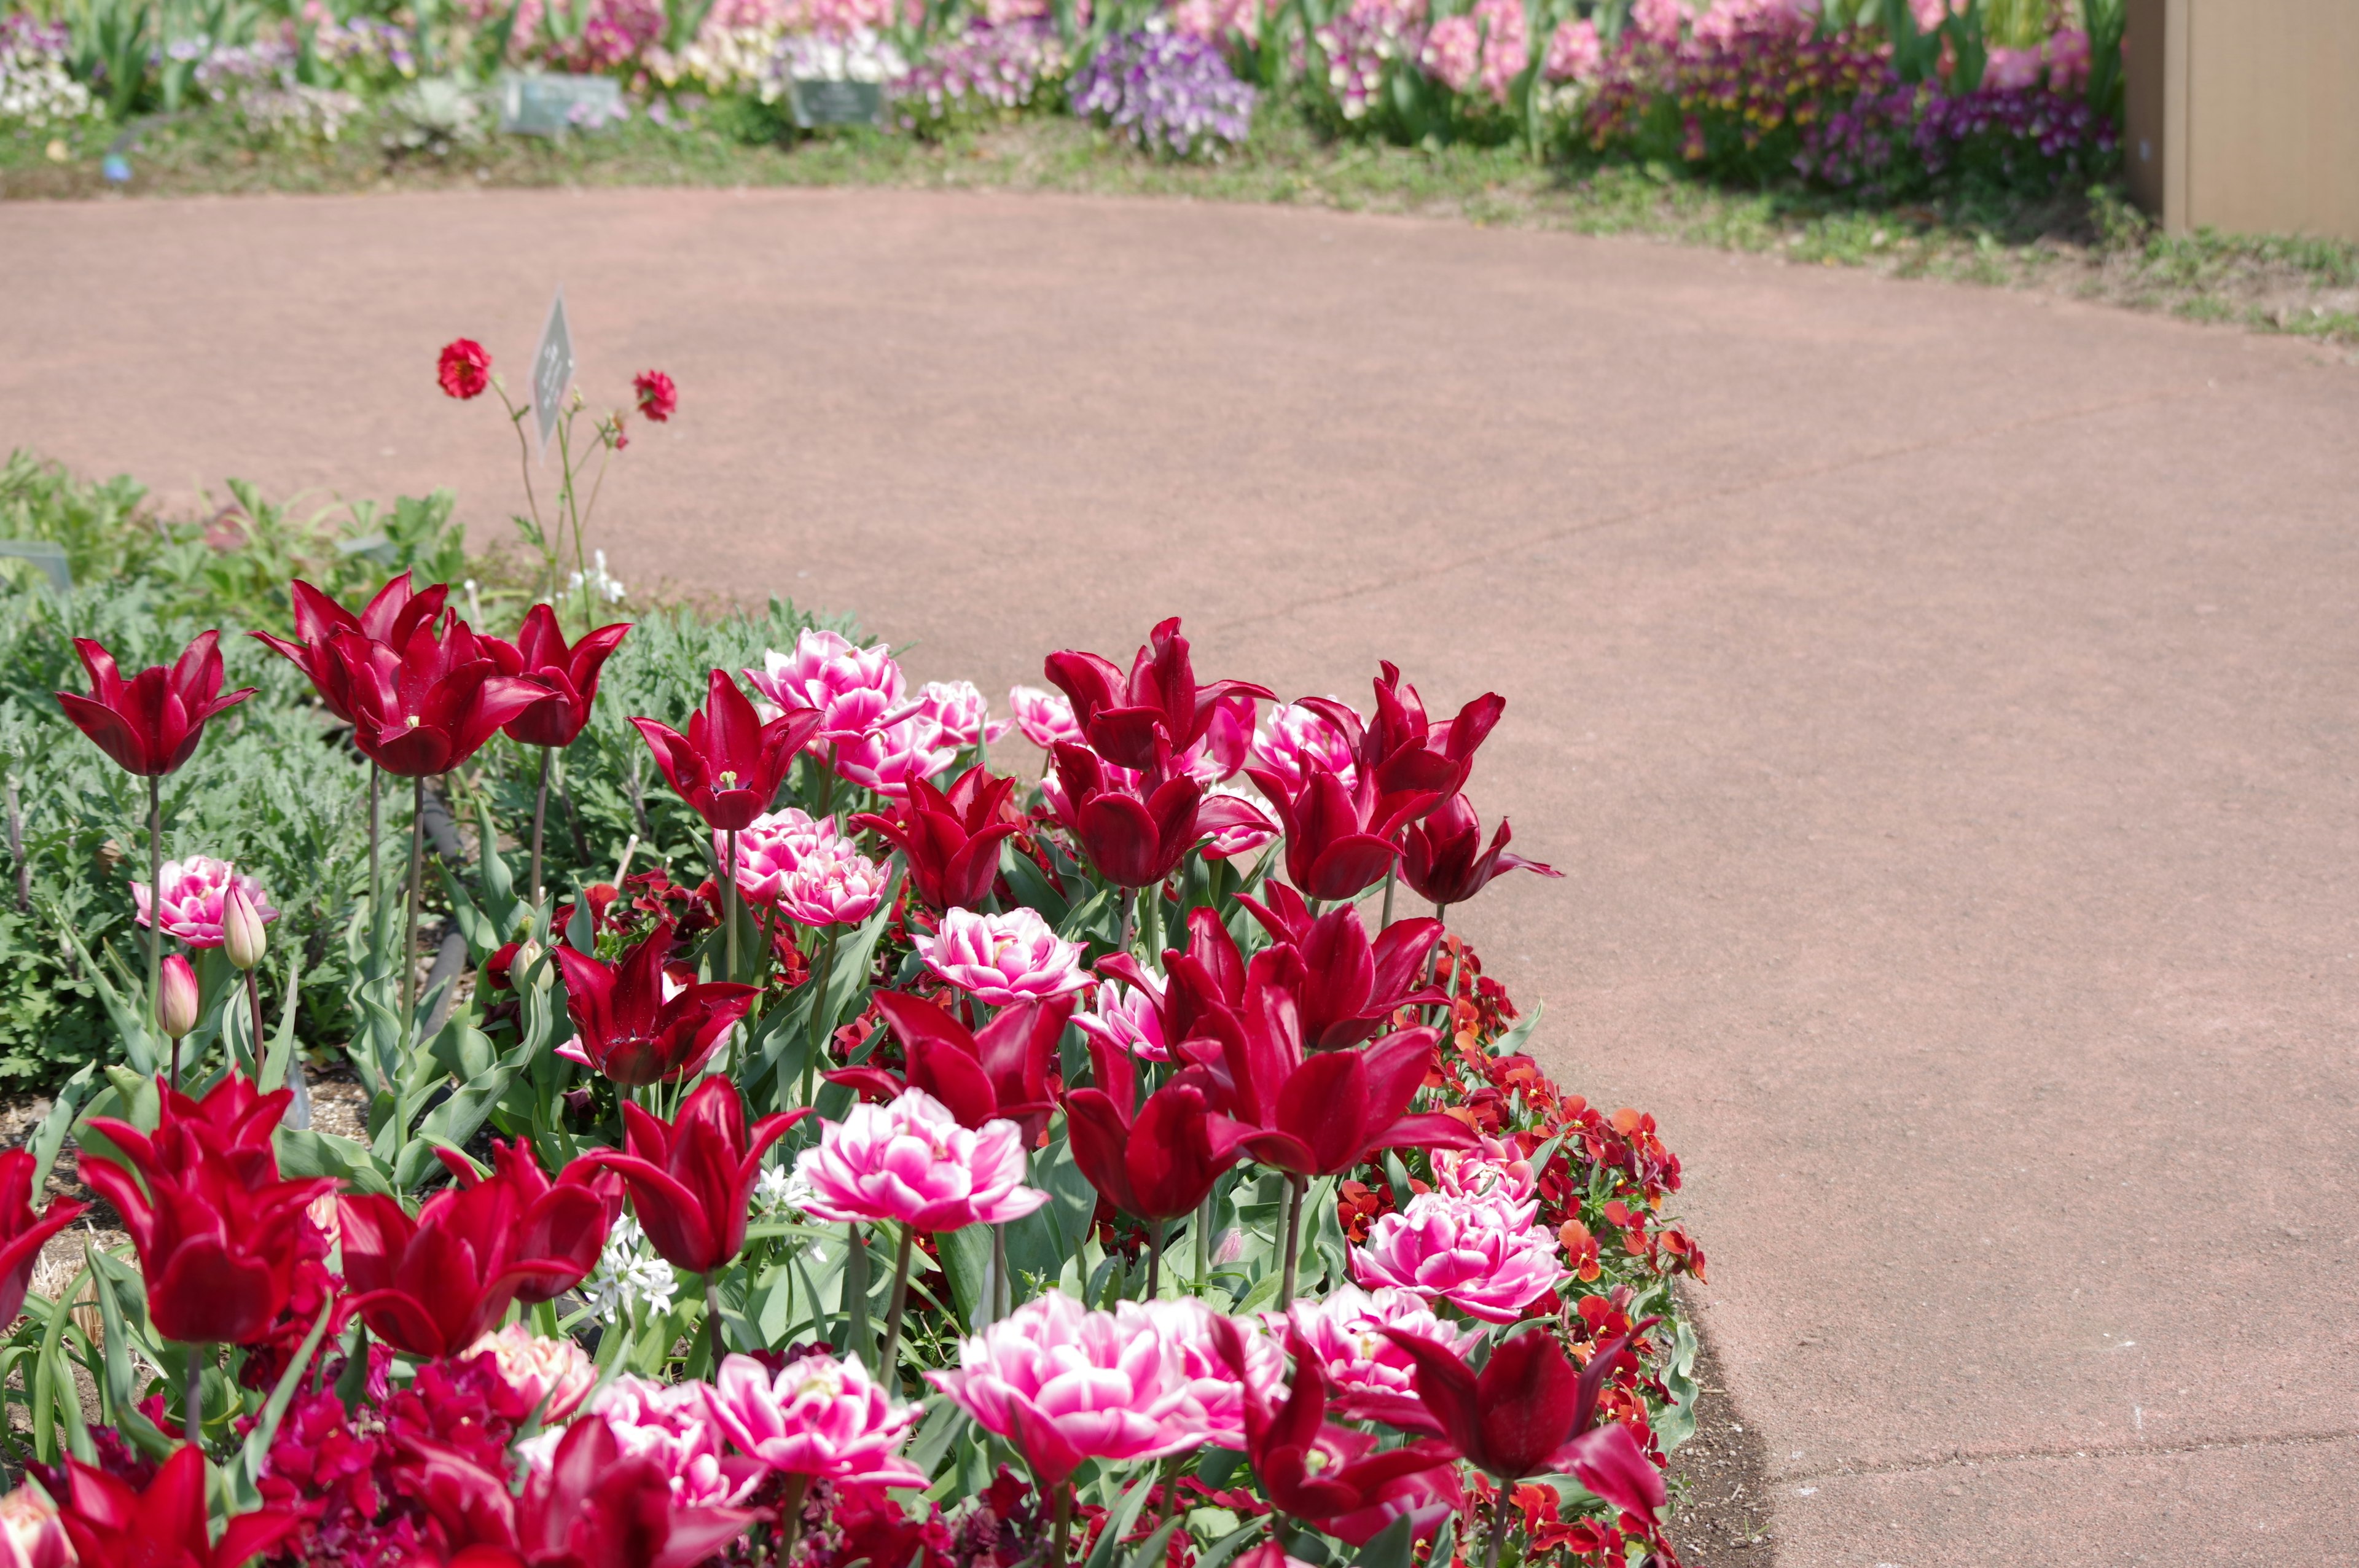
[3,187,2357,1566]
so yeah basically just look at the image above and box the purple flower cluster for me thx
[1914,82,2116,169]
[1068,25,1256,158]
[893,17,1068,135]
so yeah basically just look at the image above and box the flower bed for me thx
[0,342,1707,1567]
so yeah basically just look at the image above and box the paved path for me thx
[6,188,2358,1565]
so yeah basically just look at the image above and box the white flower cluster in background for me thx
[0,17,94,128]
[568,548,628,606]
[763,25,908,98]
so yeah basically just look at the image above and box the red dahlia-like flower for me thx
[437,338,491,400]
[55,632,255,778]
[633,369,678,423]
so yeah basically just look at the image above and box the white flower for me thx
[583,1216,679,1317]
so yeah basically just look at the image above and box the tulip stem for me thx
[245,969,264,1075]
[1379,863,1396,931]
[367,765,381,915]
[530,746,551,913]
[775,1473,812,1559]
[1048,1484,1073,1567]
[402,776,426,1052]
[879,1222,915,1388]
[1195,1194,1212,1290]
[1425,904,1447,1028]
[804,927,839,1104]
[1146,1219,1164,1299]
[722,828,741,984]
[184,1341,201,1448]
[1278,1172,1306,1309]
[1119,887,1136,953]
[146,775,162,1082]
[842,1222,871,1368]
[1484,1478,1510,1568]
[704,1271,726,1373]
[990,1222,1010,1322]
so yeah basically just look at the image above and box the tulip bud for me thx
[222,882,267,972]
[514,938,548,989]
[155,954,199,1040]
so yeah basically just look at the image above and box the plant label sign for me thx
[531,289,573,456]
[788,78,885,129]
[498,72,622,137]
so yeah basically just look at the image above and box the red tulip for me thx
[1049,743,1272,889]
[1211,1317,1457,1544]
[1063,1034,1235,1223]
[850,765,1022,912]
[1304,662,1503,809]
[831,991,1074,1145]
[397,1406,753,1568]
[251,573,449,724]
[1401,794,1560,910]
[584,1078,808,1275]
[328,617,544,776]
[1199,954,1472,1178]
[482,603,632,749]
[1238,883,1445,1049]
[1242,761,1437,903]
[51,1445,299,1568]
[1042,617,1272,773]
[552,922,756,1088]
[84,1080,334,1346]
[55,632,255,778]
[0,1150,85,1327]
[338,1139,612,1358]
[1380,1322,1665,1520]
[632,669,824,832]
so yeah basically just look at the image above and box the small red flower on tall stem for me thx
[437,338,491,400]
[633,369,679,422]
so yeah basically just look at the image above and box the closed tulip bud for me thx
[514,937,546,987]
[222,882,267,971]
[155,954,199,1040]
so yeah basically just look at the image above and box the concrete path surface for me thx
[5,188,2357,1564]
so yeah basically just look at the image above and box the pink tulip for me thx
[526,1377,759,1508]
[704,1351,926,1490]
[914,907,1089,1007]
[778,839,889,927]
[1284,1284,1481,1433]
[746,630,906,747]
[788,1088,1047,1230]
[1430,1137,1536,1206]
[711,809,825,905]
[0,1481,68,1568]
[466,1323,598,1424]
[1200,781,1280,859]
[913,681,1012,749]
[833,715,957,800]
[1349,1192,1565,1325]
[1140,1298,1284,1450]
[132,857,278,950]
[926,1292,1196,1486]
[1252,702,1358,794]
[1006,685,1083,751]
[1073,977,1169,1063]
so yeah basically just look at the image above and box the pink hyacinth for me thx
[1007,685,1083,751]
[1629,0,1687,43]
[133,856,279,949]
[1284,1284,1479,1429]
[1349,1192,1565,1325]
[1420,0,1522,99]
[1430,1136,1536,1206]
[1544,16,1602,80]
[1141,1298,1284,1449]
[713,808,826,904]
[704,1351,926,1489]
[1073,976,1169,1063]
[913,681,1013,750]
[537,1376,758,1508]
[1251,702,1356,794]
[747,629,906,747]
[789,1088,1047,1230]
[778,838,888,927]
[466,1324,598,1424]
[833,714,957,800]
[914,907,1090,1006]
[926,1292,1195,1486]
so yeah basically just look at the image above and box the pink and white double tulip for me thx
[1349,1192,1565,1325]
[1283,1284,1479,1430]
[747,630,906,746]
[913,681,1012,750]
[778,838,890,927]
[132,856,279,949]
[465,1323,598,1424]
[543,1376,757,1508]
[1006,685,1083,751]
[1141,1298,1285,1450]
[0,1481,66,1568]
[789,1088,1046,1231]
[833,715,958,800]
[1251,702,1358,794]
[914,907,1090,1007]
[1072,976,1170,1063]
[926,1292,1195,1486]
[1430,1136,1537,1206]
[713,808,826,904]
[704,1351,926,1491]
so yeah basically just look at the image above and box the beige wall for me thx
[2125,0,2359,242]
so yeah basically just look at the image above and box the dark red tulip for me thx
[1243,761,1437,903]
[553,921,756,1088]
[1212,1318,1457,1545]
[1238,882,1445,1049]
[1049,743,1272,889]
[0,1150,85,1327]
[1401,794,1560,910]
[851,765,1023,911]
[482,603,632,749]
[584,1078,808,1275]
[329,616,543,776]
[1198,953,1472,1178]
[55,632,255,778]
[84,1077,334,1346]
[397,1406,754,1568]
[1042,617,1273,773]
[1380,1321,1666,1521]
[1063,1034,1235,1223]
[251,573,448,724]
[632,669,824,831]
[831,991,1074,1145]
[338,1140,611,1358]
[1304,662,1504,809]
[52,1445,300,1568]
